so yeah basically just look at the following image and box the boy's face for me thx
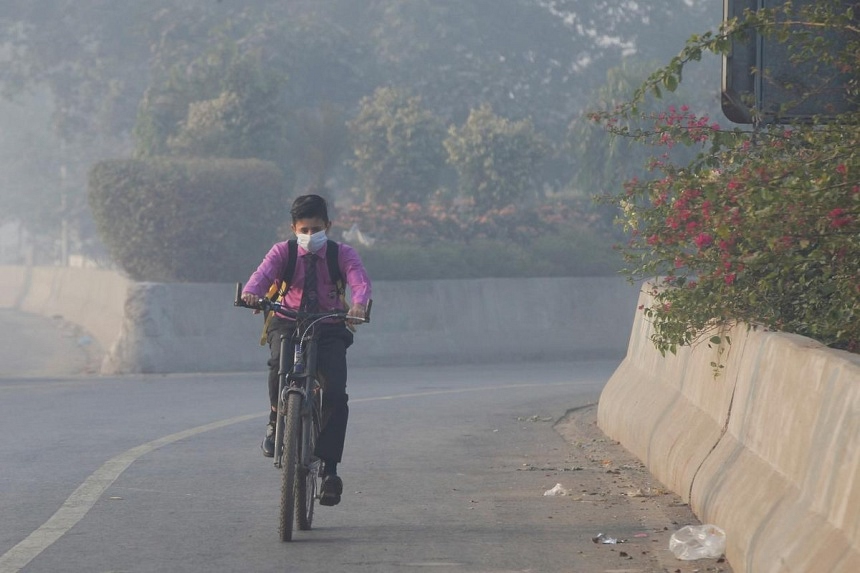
[291,217,330,236]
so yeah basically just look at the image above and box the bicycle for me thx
[233,282,371,541]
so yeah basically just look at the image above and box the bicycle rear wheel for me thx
[279,394,301,542]
[296,401,321,531]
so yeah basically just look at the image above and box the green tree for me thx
[135,43,287,163]
[445,104,549,212]
[348,87,446,204]
[596,0,859,354]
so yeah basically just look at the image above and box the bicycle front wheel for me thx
[279,393,301,542]
[296,401,321,531]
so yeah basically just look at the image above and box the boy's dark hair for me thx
[290,194,329,223]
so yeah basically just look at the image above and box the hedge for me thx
[88,157,289,282]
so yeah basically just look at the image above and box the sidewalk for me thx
[552,405,733,572]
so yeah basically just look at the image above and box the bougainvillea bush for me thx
[331,198,621,279]
[594,2,859,354]
[615,109,858,354]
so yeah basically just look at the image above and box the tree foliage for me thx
[445,104,549,212]
[135,43,287,164]
[1,0,721,264]
[347,87,446,204]
[568,58,716,196]
[596,0,859,353]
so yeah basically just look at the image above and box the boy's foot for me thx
[261,423,275,458]
[319,474,343,506]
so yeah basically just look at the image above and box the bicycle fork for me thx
[274,335,321,473]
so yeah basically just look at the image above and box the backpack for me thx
[259,239,345,345]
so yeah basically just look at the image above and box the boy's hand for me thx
[241,293,262,314]
[346,303,367,327]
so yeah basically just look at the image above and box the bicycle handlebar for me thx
[233,282,371,323]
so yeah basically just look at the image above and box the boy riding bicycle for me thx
[241,194,371,506]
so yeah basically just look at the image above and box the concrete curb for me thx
[598,289,860,572]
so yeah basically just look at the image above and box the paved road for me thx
[0,311,729,573]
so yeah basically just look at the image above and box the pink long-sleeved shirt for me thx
[243,240,371,317]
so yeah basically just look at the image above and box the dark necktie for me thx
[300,253,319,312]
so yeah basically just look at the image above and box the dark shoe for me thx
[319,474,343,506]
[261,423,275,458]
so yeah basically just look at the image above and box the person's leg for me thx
[315,331,349,467]
[315,325,353,505]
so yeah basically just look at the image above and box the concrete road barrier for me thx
[0,265,131,358]
[598,289,860,573]
[0,266,638,374]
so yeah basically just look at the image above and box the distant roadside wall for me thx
[0,265,131,357]
[0,266,638,374]
[598,289,860,573]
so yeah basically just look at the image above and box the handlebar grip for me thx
[234,282,243,306]
[364,299,372,323]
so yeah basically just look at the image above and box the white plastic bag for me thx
[543,483,569,496]
[669,524,726,560]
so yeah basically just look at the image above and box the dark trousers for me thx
[266,316,353,463]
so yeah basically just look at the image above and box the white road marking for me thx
[0,380,581,572]
[0,414,258,573]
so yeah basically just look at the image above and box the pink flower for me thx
[828,208,852,228]
[836,164,847,176]
[694,233,713,249]
[724,273,736,286]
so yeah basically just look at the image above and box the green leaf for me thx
[663,74,678,92]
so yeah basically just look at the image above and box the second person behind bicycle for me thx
[241,194,372,507]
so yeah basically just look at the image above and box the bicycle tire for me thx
[296,401,321,530]
[279,394,301,542]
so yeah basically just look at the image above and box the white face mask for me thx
[296,229,327,253]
